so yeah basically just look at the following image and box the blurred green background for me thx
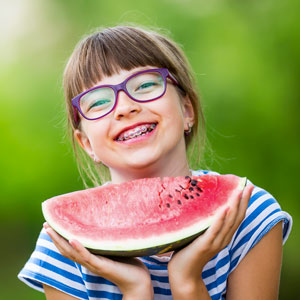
[1,0,299,298]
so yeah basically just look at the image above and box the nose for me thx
[113,91,142,120]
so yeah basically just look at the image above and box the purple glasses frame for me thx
[71,68,179,124]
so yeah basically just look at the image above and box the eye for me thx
[137,81,157,90]
[88,99,111,111]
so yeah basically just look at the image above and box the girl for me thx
[18,25,292,300]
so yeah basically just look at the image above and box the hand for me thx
[43,223,153,300]
[168,184,254,298]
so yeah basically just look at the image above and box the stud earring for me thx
[91,154,100,163]
[184,123,193,136]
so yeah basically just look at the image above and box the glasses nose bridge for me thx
[114,80,130,100]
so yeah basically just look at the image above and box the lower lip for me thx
[115,125,157,145]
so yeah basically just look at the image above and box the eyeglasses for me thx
[71,68,179,124]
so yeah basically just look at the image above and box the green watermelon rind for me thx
[42,177,247,257]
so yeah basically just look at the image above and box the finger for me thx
[68,239,128,276]
[200,206,229,245]
[45,227,79,261]
[235,184,254,222]
[222,183,253,232]
[214,184,255,247]
[68,239,104,272]
[215,189,243,237]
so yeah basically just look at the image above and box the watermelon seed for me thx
[177,200,182,205]
[190,195,194,199]
[185,176,191,180]
[175,189,181,193]
[191,179,197,186]
[168,194,173,198]
[179,185,185,189]
[189,187,194,191]
[196,193,200,197]
[184,194,189,199]
[166,203,170,208]
[159,204,162,208]
[196,186,203,192]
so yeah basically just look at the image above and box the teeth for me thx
[117,124,156,141]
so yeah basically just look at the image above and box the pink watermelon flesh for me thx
[42,174,246,257]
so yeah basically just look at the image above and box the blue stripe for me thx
[150,274,169,283]
[20,269,88,300]
[143,263,168,270]
[206,271,227,292]
[87,289,122,299]
[76,264,116,286]
[153,286,172,295]
[248,189,268,206]
[23,276,43,290]
[28,257,84,284]
[202,254,230,278]
[81,272,115,286]
[35,245,76,267]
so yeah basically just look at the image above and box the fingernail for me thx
[43,222,49,229]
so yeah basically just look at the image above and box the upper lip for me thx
[113,122,157,140]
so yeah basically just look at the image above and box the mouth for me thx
[115,123,157,142]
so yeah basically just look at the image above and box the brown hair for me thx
[63,25,206,187]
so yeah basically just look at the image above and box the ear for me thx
[182,96,195,131]
[74,129,99,162]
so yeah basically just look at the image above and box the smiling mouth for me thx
[116,123,157,142]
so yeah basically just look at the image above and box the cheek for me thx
[82,122,108,149]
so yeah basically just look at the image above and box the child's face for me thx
[74,66,194,181]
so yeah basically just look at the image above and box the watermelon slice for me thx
[42,174,246,257]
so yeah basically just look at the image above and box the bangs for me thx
[65,27,177,100]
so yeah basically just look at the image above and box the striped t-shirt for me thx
[18,170,292,300]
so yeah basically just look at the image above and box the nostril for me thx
[114,95,142,119]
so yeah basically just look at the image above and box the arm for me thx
[44,284,79,300]
[226,221,283,300]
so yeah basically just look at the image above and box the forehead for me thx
[93,65,157,87]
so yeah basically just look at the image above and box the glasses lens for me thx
[79,87,115,119]
[126,71,165,101]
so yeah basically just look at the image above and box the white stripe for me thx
[205,278,226,297]
[37,235,60,252]
[203,261,229,286]
[31,251,79,275]
[24,262,86,292]
[80,267,121,294]
[147,268,168,277]
[85,281,121,295]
